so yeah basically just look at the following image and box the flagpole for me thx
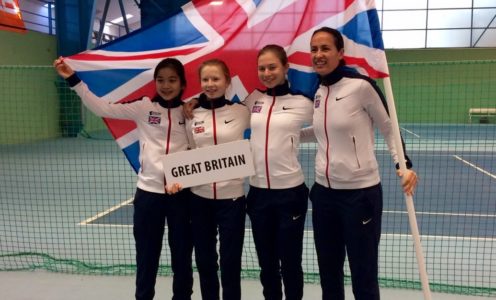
[382,75,432,300]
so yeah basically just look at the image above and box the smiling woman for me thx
[184,58,250,300]
[240,44,315,300]
[306,27,417,300]
[53,56,194,300]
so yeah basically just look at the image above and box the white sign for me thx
[163,139,255,188]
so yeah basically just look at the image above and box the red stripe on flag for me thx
[71,47,202,61]
[103,119,137,140]
[115,81,157,103]
[288,52,389,79]
[288,51,312,67]
[292,0,353,38]
[105,81,156,139]
[344,56,389,78]
[195,0,247,40]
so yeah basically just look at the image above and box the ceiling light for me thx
[109,14,133,24]
[210,1,223,5]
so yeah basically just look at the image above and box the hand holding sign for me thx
[163,140,255,189]
[165,183,183,195]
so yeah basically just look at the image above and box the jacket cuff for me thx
[395,155,413,170]
[66,73,81,87]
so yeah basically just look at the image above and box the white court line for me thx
[256,230,496,241]
[383,210,496,218]
[400,127,421,138]
[308,209,496,218]
[79,224,496,241]
[74,224,496,241]
[80,204,494,226]
[453,155,496,179]
[379,233,496,242]
[78,197,134,226]
[79,199,495,243]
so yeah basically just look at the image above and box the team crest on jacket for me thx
[194,126,205,134]
[148,111,161,124]
[314,94,321,109]
[314,99,321,109]
[252,105,262,113]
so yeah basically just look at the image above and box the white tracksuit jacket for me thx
[68,74,189,194]
[186,94,250,200]
[243,82,313,189]
[312,67,404,189]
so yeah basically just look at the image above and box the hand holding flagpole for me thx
[382,75,432,300]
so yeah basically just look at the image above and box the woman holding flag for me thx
[306,27,418,300]
[53,57,194,300]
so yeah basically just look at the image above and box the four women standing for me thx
[55,27,417,299]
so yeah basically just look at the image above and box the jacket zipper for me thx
[352,136,361,168]
[264,94,276,189]
[164,108,172,192]
[212,104,217,199]
[323,87,331,187]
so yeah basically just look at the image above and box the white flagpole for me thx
[382,74,432,300]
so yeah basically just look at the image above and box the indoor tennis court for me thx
[1,1,496,298]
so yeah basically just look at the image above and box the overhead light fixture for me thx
[109,14,133,24]
[210,1,223,5]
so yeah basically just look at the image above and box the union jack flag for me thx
[66,0,387,172]
[147,115,161,125]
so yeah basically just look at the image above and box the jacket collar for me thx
[152,94,183,109]
[198,93,231,109]
[265,81,291,96]
[320,66,346,86]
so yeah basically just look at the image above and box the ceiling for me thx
[93,0,141,28]
[26,0,142,28]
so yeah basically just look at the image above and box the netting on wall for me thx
[0,61,495,296]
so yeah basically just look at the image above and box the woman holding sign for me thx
[183,46,313,300]
[53,57,193,300]
[306,27,418,300]
[185,58,250,300]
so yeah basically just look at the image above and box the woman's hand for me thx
[165,183,183,195]
[53,56,74,79]
[397,169,418,196]
[183,98,198,119]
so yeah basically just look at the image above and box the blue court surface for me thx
[1,123,495,295]
[84,124,495,240]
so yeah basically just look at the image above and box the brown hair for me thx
[198,58,231,84]
[258,44,288,66]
